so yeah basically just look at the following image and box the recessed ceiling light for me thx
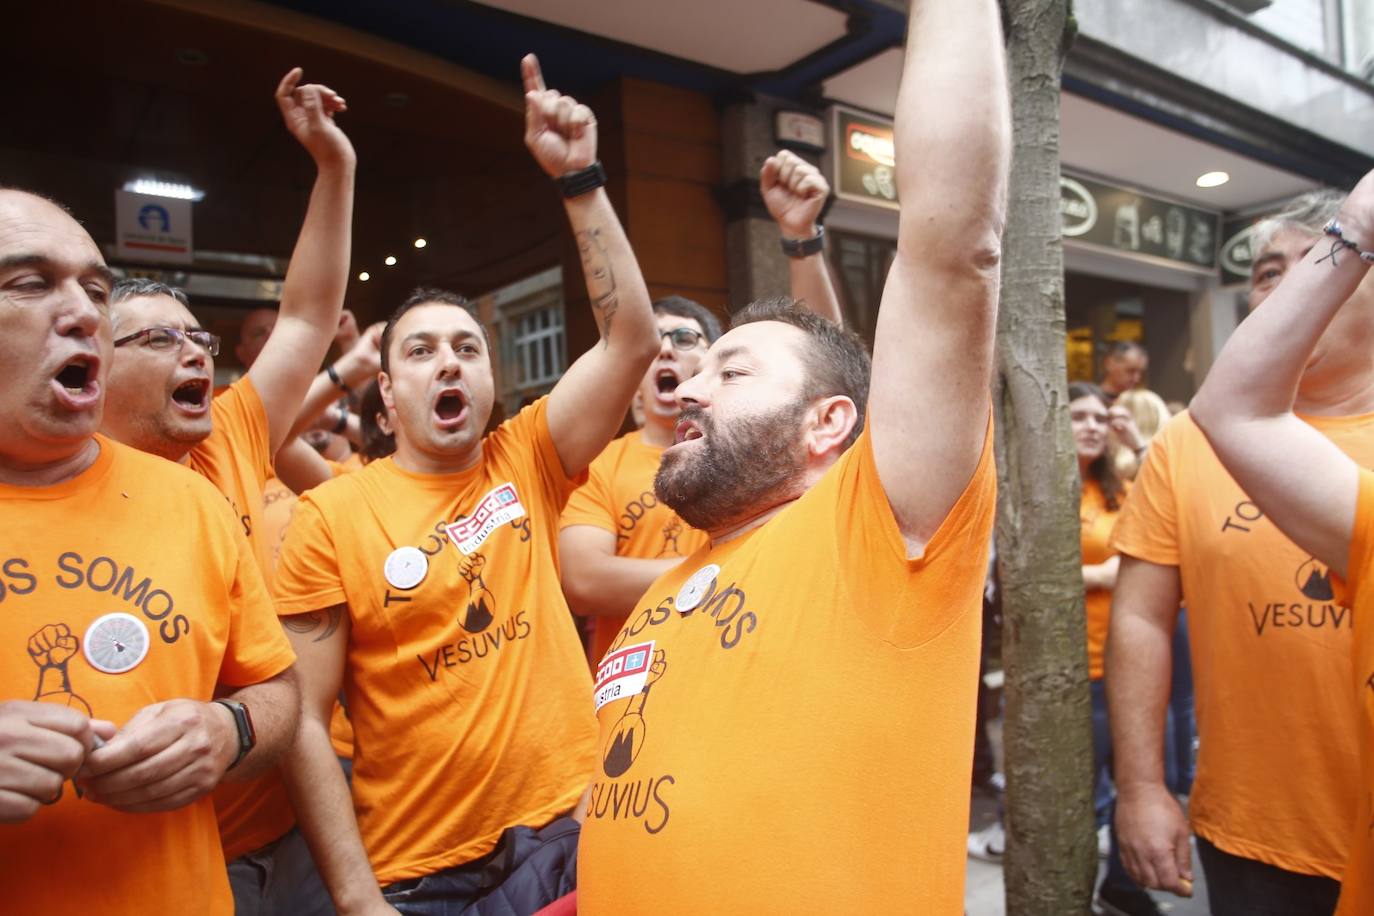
[385,255,397,266]
[123,178,205,201]
[358,271,370,282]
[413,238,427,249]
[1196,171,1230,188]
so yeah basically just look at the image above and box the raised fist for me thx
[275,67,356,169]
[761,150,830,239]
[645,648,667,686]
[459,553,487,584]
[28,624,78,670]
[522,54,598,178]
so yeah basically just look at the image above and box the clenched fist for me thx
[761,150,830,239]
[28,623,78,670]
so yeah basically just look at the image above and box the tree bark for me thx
[995,2,1097,912]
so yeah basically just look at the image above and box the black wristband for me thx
[557,161,607,199]
[781,226,825,259]
[326,364,351,394]
[333,405,349,434]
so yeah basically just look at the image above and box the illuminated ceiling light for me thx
[123,178,205,201]
[413,238,427,249]
[1195,171,1230,188]
[385,255,398,266]
[358,271,370,282]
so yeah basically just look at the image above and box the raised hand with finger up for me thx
[522,54,597,178]
[275,67,355,169]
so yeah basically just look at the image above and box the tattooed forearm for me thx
[576,226,618,345]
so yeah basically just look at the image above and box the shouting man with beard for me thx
[575,0,1009,911]
[270,55,660,914]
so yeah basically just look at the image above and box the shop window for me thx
[488,267,566,415]
[828,229,895,343]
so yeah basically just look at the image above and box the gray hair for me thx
[1250,189,1344,257]
[111,277,189,307]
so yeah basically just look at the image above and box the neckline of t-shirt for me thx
[375,454,488,487]
[1294,409,1374,430]
[0,434,117,499]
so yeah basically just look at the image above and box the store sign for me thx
[115,190,193,264]
[1060,172,1219,271]
[1219,216,1261,286]
[831,105,899,210]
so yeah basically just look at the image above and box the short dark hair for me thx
[654,296,722,343]
[111,277,189,307]
[380,287,490,373]
[730,297,871,449]
[1067,381,1124,511]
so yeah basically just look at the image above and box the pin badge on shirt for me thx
[675,563,720,614]
[384,546,428,590]
[83,612,150,674]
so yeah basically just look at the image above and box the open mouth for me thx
[655,368,680,396]
[171,378,210,412]
[433,388,468,427]
[55,356,94,394]
[51,353,101,410]
[674,419,705,445]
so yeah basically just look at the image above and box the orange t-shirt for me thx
[577,422,996,913]
[192,377,296,860]
[262,464,361,760]
[560,430,709,667]
[0,437,295,915]
[1111,411,1370,879]
[274,398,598,884]
[1330,467,1374,915]
[1082,477,1123,682]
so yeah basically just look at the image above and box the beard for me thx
[655,402,808,532]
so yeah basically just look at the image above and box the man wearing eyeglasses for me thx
[99,67,353,916]
[559,152,842,669]
[0,187,299,914]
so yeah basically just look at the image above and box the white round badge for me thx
[83,613,150,675]
[675,564,720,614]
[384,546,428,590]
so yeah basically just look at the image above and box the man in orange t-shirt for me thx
[1185,168,1374,915]
[561,154,844,669]
[98,69,355,914]
[273,54,660,914]
[0,188,298,915]
[1110,187,1374,915]
[578,3,1008,909]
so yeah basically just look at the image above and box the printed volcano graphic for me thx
[461,592,495,633]
[603,715,644,778]
[1295,557,1334,601]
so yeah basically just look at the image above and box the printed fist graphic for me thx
[28,624,78,670]
[459,553,487,583]
[646,649,667,686]
[663,518,682,540]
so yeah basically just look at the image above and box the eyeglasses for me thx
[661,327,706,351]
[113,326,221,357]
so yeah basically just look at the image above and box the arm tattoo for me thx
[576,226,619,346]
[282,606,344,642]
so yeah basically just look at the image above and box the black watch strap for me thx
[326,364,351,394]
[214,699,256,771]
[780,225,825,259]
[557,161,607,198]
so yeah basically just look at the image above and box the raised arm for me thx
[522,54,658,477]
[868,0,1010,551]
[284,322,382,446]
[760,151,843,325]
[279,607,396,915]
[250,68,357,455]
[1190,173,1374,578]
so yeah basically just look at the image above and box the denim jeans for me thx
[1197,836,1339,916]
[383,817,580,916]
[227,826,335,916]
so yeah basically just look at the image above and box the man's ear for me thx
[805,396,859,459]
[378,371,395,413]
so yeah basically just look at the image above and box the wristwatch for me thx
[214,699,257,771]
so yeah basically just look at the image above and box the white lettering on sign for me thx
[445,482,526,554]
[594,640,654,713]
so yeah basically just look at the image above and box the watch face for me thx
[83,613,150,674]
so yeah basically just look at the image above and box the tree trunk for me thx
[995,2,1097,913]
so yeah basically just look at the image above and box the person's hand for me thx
[761,150,830,239]
[0,701,109,823]
[522,54,597,178]
[335,321,384,388]
[1115,782,1194,897]
[77,699,238,814]
[1336,164,1374,254]
[334,309,361,354]
[1108,405,1145,453]
[276,68,355,169]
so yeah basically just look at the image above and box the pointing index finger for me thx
[521,54,546,95]
[275,67,304,101]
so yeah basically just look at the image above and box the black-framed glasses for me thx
[661,327,706,351]
[113,326,221,357]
